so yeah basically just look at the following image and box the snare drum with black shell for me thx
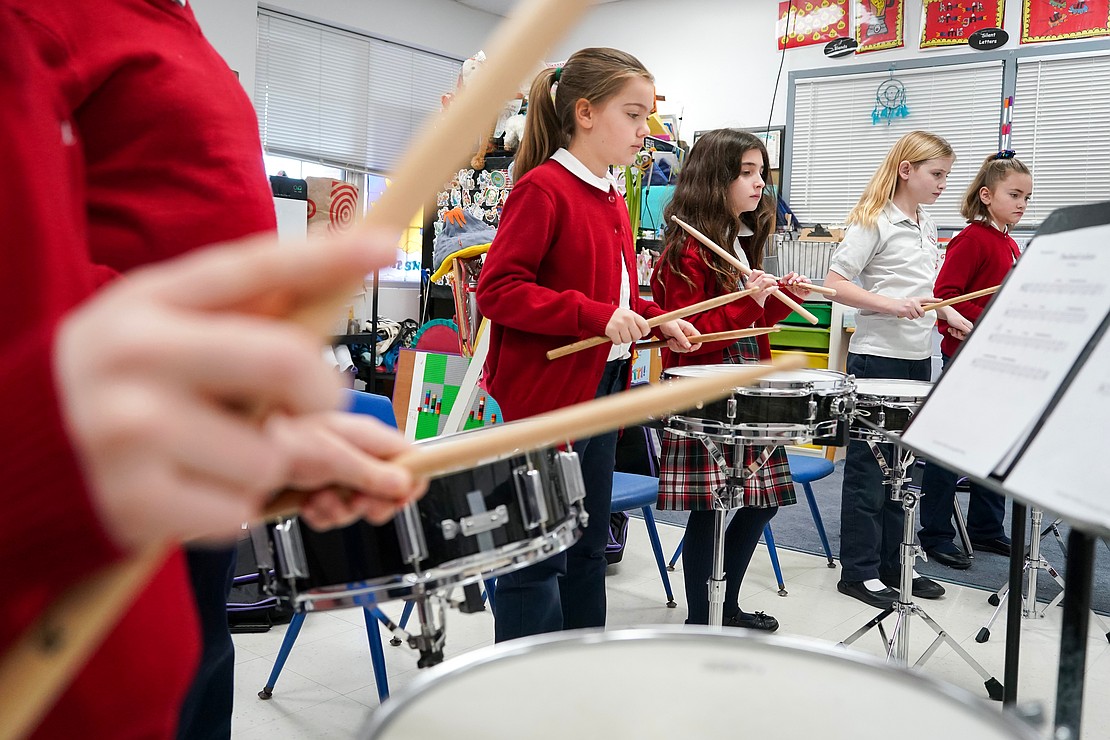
[662,365,854,446]
[849,378,932,442]
[258,430,586,612]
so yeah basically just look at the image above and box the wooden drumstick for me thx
[921,285,1000,313]
[545,286,759,361]
[0,1,595,737]
[634,326,781,351]
[670,216,831,321]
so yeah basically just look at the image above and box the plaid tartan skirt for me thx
[657,339,797,512]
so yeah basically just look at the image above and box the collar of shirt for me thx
[551,148,615,193]
[882,200,922,227]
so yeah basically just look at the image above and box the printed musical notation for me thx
[903,223,1110,478]
[1007,325,1110,532]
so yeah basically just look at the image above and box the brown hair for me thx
[961,153,1032,223]
[514,47,654,179]
[847,131,955,227]
[658,129,776,295]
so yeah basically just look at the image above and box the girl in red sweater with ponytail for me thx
[477,47,698,643]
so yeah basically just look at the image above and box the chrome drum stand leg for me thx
[838,436,1004,700]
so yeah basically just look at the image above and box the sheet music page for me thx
[1006,326,1110,531]
[902,223,1110,478]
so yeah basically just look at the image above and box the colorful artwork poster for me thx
[777,0,851,49]
[1021,0,1110,43]
[921,0,1005,47]
[405,352,502,440]
[855,0,905,52]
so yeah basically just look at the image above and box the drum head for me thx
[854,378,932,400]
[665,364,848,391]
[364,629,1034,740]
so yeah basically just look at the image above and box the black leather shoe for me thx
[837,580,898,609]
[972,537,1012,556]
[926,546,972,570]
[725,611,779,632]
[881,575,945,599]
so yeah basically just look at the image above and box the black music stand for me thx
[901,201,1110,739]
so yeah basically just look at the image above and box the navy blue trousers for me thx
[176,544,236,740]
[493,359,628,643]
[839,352,931,582]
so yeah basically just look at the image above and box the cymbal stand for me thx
[839,436,1004,700]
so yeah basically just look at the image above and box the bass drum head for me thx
[364,629,1035,740]
[665,364,848,392]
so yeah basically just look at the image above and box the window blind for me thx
[255,10,461,173]
[789,62,1003,229]
[1012,53,1110,226]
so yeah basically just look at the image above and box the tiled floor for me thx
[231,519,1110,738]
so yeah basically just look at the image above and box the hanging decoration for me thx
[855,0,905,52]
[1021,0,1110,43]
[777,0,850,49]
[871,67,909,125]
[921,0,1005,48]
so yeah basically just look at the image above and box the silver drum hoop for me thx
[664,415,820,447]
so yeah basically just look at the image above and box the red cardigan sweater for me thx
[477,160,665,420]
[14,0,277,275]
[0,12,199,739]
[651,236,793,369]
[935,221,1020,358]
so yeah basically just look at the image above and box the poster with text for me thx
[855,0,905,52]
[777,0,851,49]
[1022,0,1110,43]
[921,0,1005,48]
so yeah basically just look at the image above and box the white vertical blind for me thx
[789,62,1003,229]
[1013,53,1110,226]
[255,10,461,173]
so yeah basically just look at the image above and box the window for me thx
[262,154,343,181]
[366,173,424,284]
[788,61,1004,229]
[254,9,461,174]
[1012,52,1110,227]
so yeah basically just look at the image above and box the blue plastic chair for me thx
[259,389,400,703]
[666,453,836,596]
[611,471,677,607]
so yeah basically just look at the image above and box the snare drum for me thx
[662,364,854,446]
[363,628,1035,739]
[259,431,586,611]
[849,379,932,442]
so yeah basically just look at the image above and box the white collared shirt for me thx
[829,200,939,360]
[550,148,632,361]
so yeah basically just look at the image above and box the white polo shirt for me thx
[828,200,939,360]
[550,148,632,361]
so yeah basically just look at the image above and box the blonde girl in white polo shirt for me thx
[822,131,971,609]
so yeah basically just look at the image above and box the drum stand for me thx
[375,589,448,668]
[839,438,1004,701]
[977,508,1110,644]
[697,434,776,629]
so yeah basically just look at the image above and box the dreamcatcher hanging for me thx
[871,66,909,125]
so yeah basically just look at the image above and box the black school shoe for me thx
[926,544,972,570]
[837,580,899,609]
[724,611,779,632]
[880,574,945,599]
[971,536,1012,557]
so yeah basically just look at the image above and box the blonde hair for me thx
[847,131,955,227]
[513,47,653,179]
[961,153,1032,223]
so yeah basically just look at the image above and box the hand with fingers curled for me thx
[54,230,422,550]
[744,269,780,307]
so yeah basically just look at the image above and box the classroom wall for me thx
[555,0,1076,139]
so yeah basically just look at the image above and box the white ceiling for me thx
[452,0,625,17]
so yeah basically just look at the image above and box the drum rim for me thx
[664,364,851,391]
[362,627,1037,739]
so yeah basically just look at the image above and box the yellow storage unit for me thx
[771,349,828,369]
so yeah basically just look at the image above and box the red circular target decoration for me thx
[329,182,358,233]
